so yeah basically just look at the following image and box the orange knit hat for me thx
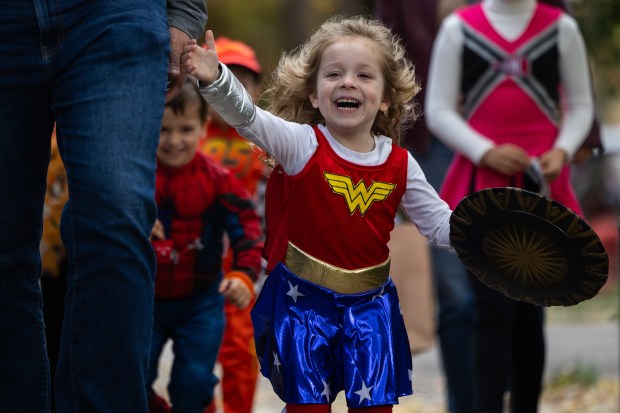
[212,37,262,75]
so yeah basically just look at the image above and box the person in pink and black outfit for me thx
[426,0,594,412]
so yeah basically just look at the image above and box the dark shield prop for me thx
[450,187,609,306]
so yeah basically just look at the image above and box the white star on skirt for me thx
[286,281,305,303]
[321,380,331,400]
[354,381,373,402]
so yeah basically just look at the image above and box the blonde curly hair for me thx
[263,14,420,144]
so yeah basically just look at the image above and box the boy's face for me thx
[157,102,206,168]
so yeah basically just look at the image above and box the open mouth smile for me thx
[335,98,360,110]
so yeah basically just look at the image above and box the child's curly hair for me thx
[263,14,420,145]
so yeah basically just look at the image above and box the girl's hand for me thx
[539,148,567,183]
[480,144,531,176]
[150,219,165,241]
[219,276,252,309]
[181,30,220,86]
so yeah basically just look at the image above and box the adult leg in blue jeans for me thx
[0,1,169,412]
[413,139,475,413]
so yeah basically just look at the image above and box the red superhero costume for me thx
[264,126,408,275]
[154,152,262,299]
[251,126,413,408]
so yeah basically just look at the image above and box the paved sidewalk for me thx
[251,322,619,411]
[153,321,619,412]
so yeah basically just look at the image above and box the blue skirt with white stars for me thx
[250,262,413,407]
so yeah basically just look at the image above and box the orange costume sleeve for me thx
[41,132,69,278]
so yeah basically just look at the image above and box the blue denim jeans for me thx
[148,288,225,413]
[413,139,475,413]
[0,1,169,412]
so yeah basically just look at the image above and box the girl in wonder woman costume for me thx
[182,15,454,412]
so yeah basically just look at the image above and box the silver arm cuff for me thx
[197,63,256,128]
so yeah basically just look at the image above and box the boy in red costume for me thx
[200,37,268,413]
[147,79,263,413]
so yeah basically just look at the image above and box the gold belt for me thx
[285,242,390,294]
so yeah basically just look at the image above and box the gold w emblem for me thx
[324,172,396,216]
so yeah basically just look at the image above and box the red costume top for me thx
[153,153,263,299]
[264,126,408,273]
[440,3,582,215]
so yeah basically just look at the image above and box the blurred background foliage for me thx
[205,0,372,78]
[205,0,619,122]
[572,0,620,122]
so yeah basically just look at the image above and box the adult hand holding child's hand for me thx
[182,30,220,86]
[165,27,191,102]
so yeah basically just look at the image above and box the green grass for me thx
[547,362,601,388]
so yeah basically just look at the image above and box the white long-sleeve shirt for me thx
[237,109,453,247]
[425,0,593,164]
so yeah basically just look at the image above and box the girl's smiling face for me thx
[309,36,390,149]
